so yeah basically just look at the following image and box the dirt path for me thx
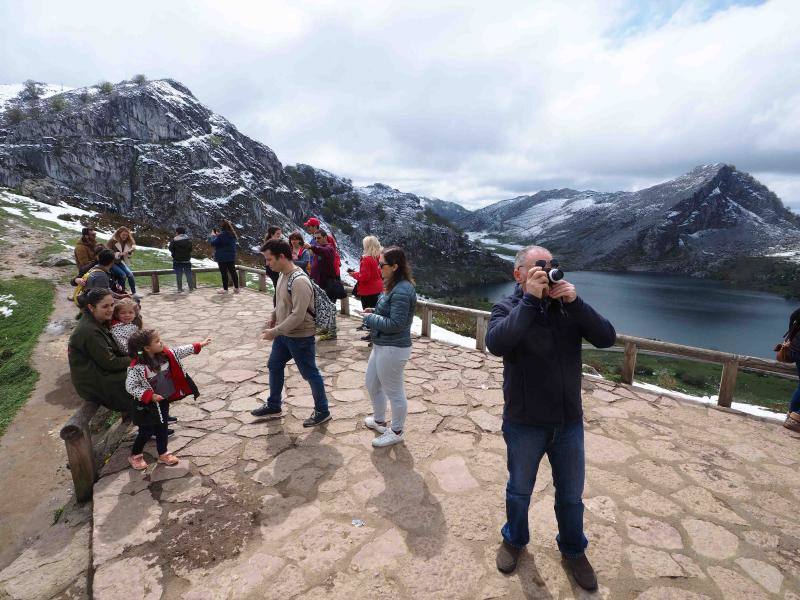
[0,220,83,570]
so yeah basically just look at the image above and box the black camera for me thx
[535,259,564,283]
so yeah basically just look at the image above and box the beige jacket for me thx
[272,267,316,338]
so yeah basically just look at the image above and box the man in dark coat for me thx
[486,245,616,591]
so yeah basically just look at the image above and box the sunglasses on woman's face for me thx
[379,262,389,268]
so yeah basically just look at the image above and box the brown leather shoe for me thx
[562,553,598,591]
[784,411,800,433]
[496,541,521,573]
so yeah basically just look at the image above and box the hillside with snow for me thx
[459,164,800,276]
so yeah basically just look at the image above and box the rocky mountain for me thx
[0,78,510,295]
[421,197,472,224]
[285,164,509,295]
[459,164,800,276]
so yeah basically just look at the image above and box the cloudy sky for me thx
[1,0,799,210]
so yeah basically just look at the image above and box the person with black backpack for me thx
[250,239,332,428]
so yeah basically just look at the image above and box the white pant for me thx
[366,344,412,432]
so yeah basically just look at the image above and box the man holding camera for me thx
[486,245,616,591]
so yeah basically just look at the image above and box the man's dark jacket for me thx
[486,285,616,426]
[168,235,193,263]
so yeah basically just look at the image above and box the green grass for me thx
[583,348,795,412]
[0,277,56,438]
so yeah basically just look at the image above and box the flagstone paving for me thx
[13,287,800,599]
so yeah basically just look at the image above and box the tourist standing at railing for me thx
[304,217,341,276]
[486,245,616,592]
[107,226,138,296]
[783,307,800,433]
[347,235,383,342]
[68,288,136,414]
[362,246,417,448]
[289,231,310,273]
[251,238,332,427]
[208,220,239,295]
[168,226,194,293]
[304,229,340,341]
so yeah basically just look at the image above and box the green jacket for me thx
[68,313,135,413]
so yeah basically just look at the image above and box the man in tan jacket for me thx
[251,238,332,427]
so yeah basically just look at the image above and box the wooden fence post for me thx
[717,359,739,408]
[191,271,197,290]
[421,305,432,338]
[258,273,267,292]
[475,314,488,352]
[150,273,160,294]
[60,402,100,503]
[621,341,637,384]
[238,268,247,290]
[340,296,350,316]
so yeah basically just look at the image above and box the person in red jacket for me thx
[348,235,383,340]
[304,217,341,276]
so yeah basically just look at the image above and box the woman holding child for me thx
[68,288,136,413]
[362,246,417,448]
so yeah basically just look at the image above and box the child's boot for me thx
[128,454,148,470]
[158,453,180,466]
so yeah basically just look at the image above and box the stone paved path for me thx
[84,289,800,598]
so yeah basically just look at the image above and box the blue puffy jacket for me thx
[208,231,237,263]
[486,285,616,426]
[364,280,416,348]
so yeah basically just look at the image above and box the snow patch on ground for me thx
[0,190,104,234]
[0,293,18,318]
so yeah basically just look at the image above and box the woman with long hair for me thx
[362,246,417,448]
[288,231,310,273]
[107,226,138,295]
[208,219,239,294]
[348,235,383,339]
[68,288,136,413]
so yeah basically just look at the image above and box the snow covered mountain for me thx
[285,164,509,294]
[459,164,800,275]
[0,78,509,294]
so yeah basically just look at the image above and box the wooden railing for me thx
[60,404,130,502]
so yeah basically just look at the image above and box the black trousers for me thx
[131,402,169,455]
[218,261,239,290]
[360,293,380,309]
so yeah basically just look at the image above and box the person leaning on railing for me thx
[67,288,136,414]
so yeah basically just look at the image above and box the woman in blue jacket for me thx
[208,220,239,294]
[362,246,417,448]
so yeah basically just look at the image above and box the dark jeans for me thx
[792,361,800,413]
[110,262,136,293]
[218,261,238,290]
[174,262,194,291]
[502,419,588,558]
[131,402,169,455]
[267,335,328,413]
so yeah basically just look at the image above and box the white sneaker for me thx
[217,289,229,294]
[364,416,387,434]
[372,429,404,448]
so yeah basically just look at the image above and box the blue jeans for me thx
[173,262,193,291]
[267,335,328,413]
[791,361,800,413]
[110,262,136,293]
[501,419,588,558]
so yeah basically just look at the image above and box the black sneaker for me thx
[303,410,331,427]
[251,404,282,418]
[167,428,175,437]
[562,553,598,591]
[167,416,178,423]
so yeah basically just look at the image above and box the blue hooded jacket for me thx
[208,231,237,263]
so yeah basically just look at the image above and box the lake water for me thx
[462,271,798,359]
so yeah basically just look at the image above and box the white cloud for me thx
[1,0,798,210]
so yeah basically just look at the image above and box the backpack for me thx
[286,270,337,331]
[72,267,105,306]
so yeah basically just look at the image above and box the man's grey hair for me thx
[514,245,551,268]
